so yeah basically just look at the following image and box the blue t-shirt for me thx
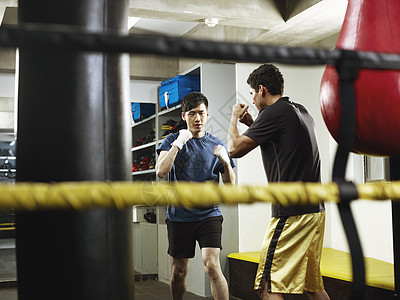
[157,132,235,222]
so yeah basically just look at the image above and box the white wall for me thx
[0,73,15,97]
[326,198,393,263]
[129,79,159,126]
[234,63,394,264]
[0,73,16,133]
[327,139,393,263]
[129,79,159,103]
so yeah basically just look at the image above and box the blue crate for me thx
[131,102,155,122]
[158,75,200,109]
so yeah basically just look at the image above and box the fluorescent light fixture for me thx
[205,18,218,28]
[127,17,141,30]
[132,18,198,36]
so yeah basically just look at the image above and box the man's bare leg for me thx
[170,257,189,300]
[201,248,229,300]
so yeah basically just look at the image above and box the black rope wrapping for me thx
[333,50,360,181]
[334,50,366,299]
[1,24,400,70]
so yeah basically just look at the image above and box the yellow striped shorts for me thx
[254,211,325,294]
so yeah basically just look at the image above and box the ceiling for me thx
[0,0,348,47]
[128,0,347,47]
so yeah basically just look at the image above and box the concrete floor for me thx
[0,281,213,300]
[0,238,238,300]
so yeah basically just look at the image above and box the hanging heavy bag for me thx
[320,0,400,156]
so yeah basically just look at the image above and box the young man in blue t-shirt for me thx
[156,92,235,300]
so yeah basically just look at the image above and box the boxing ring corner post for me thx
[15,0,134,300]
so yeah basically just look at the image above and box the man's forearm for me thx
[228,115,240,153]
[155,146,179,178]
[222,164,235,184]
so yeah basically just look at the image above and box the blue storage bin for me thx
[158,75,200,109]
[131,102,155,122]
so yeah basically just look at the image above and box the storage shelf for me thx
[137,222,157,227]
[132,114,156,128]
[158,104,181,116]
[131,141,156,152]
[132,169,156,176]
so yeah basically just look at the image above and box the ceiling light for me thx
[205,18,218,28]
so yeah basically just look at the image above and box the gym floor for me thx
[0,239,237,300]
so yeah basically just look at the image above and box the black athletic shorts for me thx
[166,215,223,258]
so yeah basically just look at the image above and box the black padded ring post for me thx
[333,49,366,299]
[15,1,134,300]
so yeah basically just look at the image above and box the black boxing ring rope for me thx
[1,24,400,70]
[1,22,400,299]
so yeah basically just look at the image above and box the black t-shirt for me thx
[244,97,324,217]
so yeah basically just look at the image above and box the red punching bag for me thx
[320,0,400,156]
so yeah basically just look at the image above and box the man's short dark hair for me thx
[181,92,209,113]
[246,64,284,95]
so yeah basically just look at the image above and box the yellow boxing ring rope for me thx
[0,180,399,211]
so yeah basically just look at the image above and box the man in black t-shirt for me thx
[228,64,330,300]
